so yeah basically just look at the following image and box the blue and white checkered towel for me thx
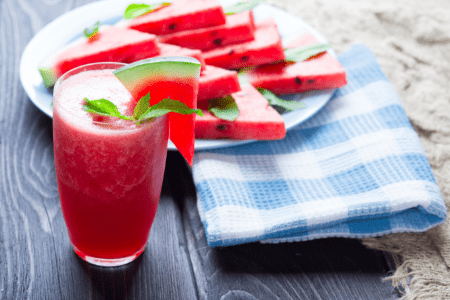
[192,44,447,247]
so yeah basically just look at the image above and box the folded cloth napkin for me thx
[192,44,447,247]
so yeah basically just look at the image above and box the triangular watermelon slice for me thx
[202,18,285,70]
[247,33,347,94]
[198,65,241,102]
[38,26,160,88]
[113,56,201,165]
[119,0,226,35]
[195,85,286,140]
[158,10,255,51]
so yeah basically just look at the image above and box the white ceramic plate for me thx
[19,0,336,151]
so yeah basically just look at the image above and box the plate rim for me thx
[19,0,336,151]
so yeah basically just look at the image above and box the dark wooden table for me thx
[1,0,400,299]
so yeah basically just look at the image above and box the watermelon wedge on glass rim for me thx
[113,56,201,165]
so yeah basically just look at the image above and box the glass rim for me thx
[52,62,165,130]
[54,61,127,93]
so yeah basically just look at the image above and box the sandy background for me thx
[265,0,450,298]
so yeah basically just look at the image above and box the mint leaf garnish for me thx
[84,21,100,39]
[83,94,201,124]
[124,3,171,19]
[258,88,306,112]
[133,93,150,120]
[284,43,331,62]
[138,98,203,120]
[224,0,265,15]
[208,95,239,121]
[84,98,132,120]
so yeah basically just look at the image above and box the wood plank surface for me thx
[0,0,398,299]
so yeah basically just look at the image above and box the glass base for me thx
[73,244,146,267]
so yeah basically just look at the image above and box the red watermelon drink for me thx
[53,62,169,267]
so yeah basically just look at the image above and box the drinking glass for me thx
[53,62,169,267]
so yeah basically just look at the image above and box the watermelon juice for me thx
[53,62,169,267]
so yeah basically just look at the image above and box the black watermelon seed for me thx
[169,23,176,30]
[217,125,227,131]
[307,79,315,84]
[295,77,302,85]
[241,55,249,61]
[228,49,234,56]
[213,38,222,45]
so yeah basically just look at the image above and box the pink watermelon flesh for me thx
[121,0,226,35]
[195,85,286,140]
[39,26,160,88]
[248,33,347,94]
[158,43,206,71]
[198,65,241,102]
[158,11,255,51]
[202,18,285,70]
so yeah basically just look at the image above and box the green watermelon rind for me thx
[113,56,202,89]
[38,38,83,88]
[37,29,95,88]
[38,65,58,88]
